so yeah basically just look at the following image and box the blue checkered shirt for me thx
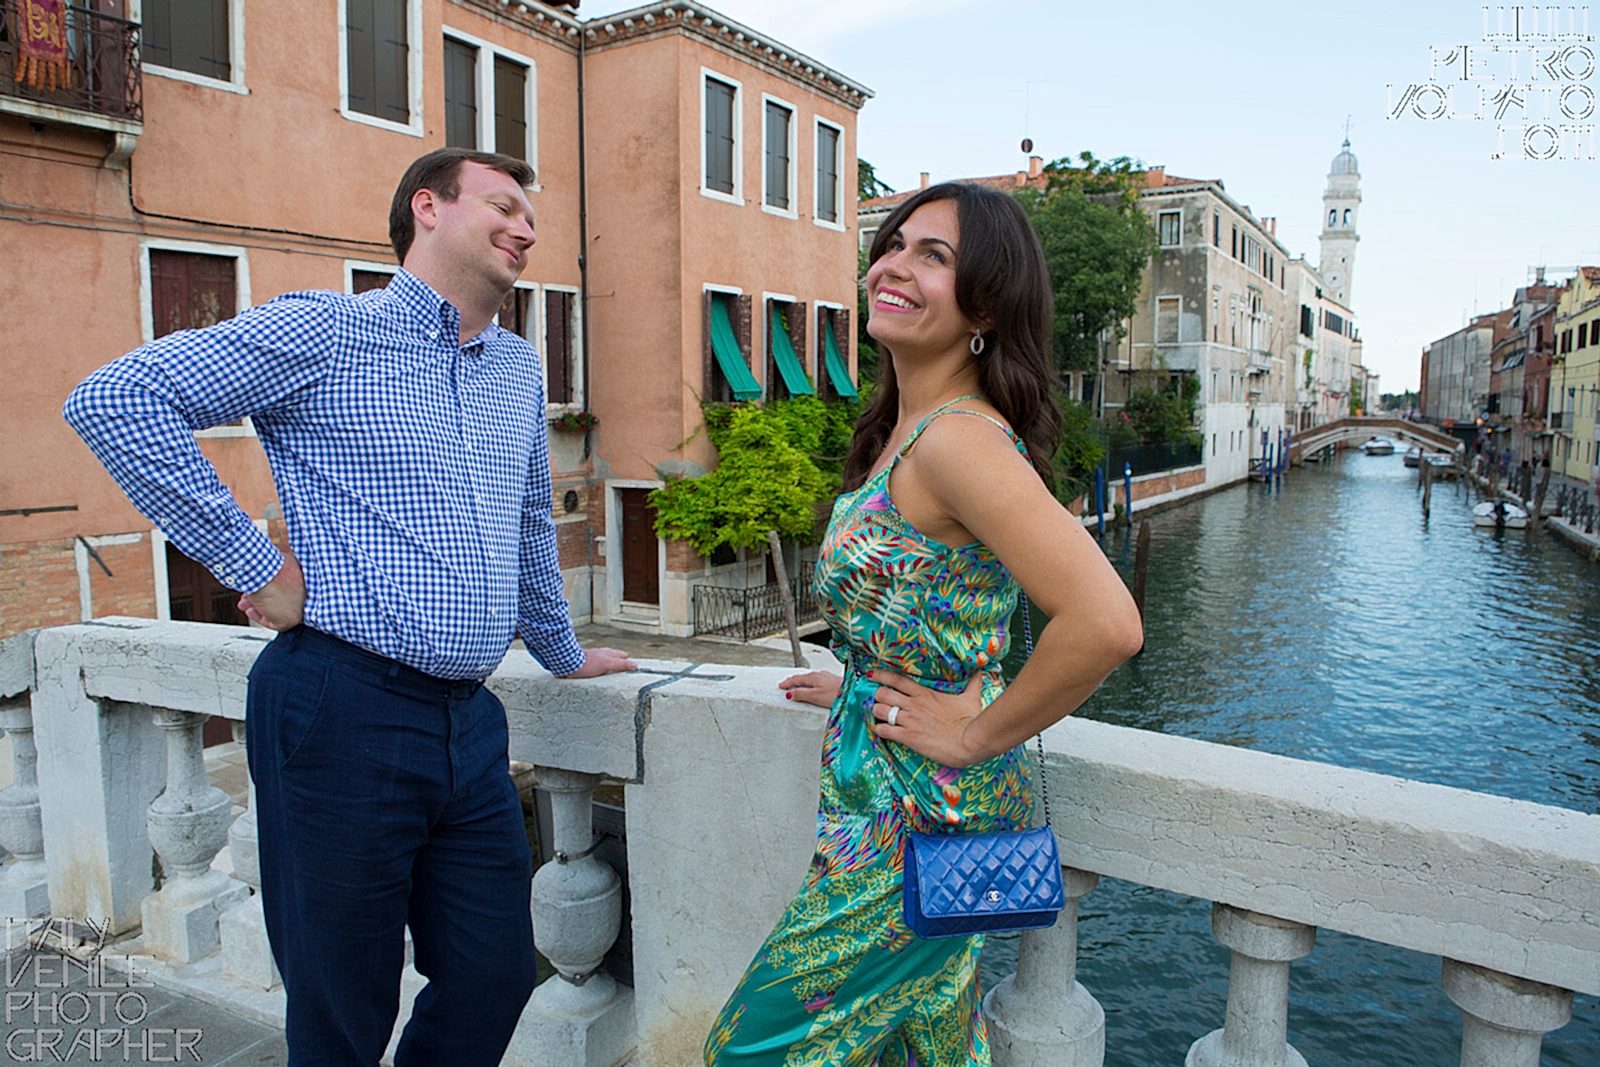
[64,269,585,679]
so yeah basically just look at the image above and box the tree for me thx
[650,398,859,661]
[1014,152,1156,373]
[858,158,894,202]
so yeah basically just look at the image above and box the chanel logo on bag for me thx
[984,889,1003,905]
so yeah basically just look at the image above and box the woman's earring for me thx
[970,331,986,356]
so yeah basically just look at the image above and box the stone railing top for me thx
[1045,715,1600,997]
[0,628,37,701]
[24,617,1600,1000]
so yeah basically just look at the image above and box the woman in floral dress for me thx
[705,182,1144,1066]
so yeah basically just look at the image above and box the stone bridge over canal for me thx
[1290,417,1459,464]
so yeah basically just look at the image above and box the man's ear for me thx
[411,188,441,236]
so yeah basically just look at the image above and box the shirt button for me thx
[429,329,440,341]
[489,608,499,617]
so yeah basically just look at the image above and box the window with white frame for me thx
[814,119,844,226]
[703,73,740,200]
[345,260,398,293]
[1157,210,1181,247]
[442,29,536,168]
[142,0,241,88]
[1155,296,1180,344]
[142,240,251,434]
[342,0,421,132]
[763,97,795,213]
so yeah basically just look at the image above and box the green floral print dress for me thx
[705,398,1035,1067]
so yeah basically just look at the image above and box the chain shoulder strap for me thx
[1019,594,1052,827]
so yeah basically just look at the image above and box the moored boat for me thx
[1362,437,1395,455]
[1403,447,1421,468]
[1473,500,1529,529]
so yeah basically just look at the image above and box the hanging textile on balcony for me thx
[15,0,71,92]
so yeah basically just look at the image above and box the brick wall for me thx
[0,534,158,638]
[1131,466,1206,503]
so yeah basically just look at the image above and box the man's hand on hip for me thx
[239,553,306,631]
[556,647,637,678]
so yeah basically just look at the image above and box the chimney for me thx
[1268,217,1277,236]
[1014,171,1026,187]
[1028,155,1043,178]
[1145,166,1165,188]
[919,171,930,189]
[1536,266,1546,284]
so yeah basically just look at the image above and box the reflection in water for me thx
[985,453,1599,1065]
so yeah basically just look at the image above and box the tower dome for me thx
[1330,138,1359,176]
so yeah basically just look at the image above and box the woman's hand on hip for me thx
[778,671,842,709]
[868,669,986,768]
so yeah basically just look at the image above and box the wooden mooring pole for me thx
[1132,520,1152,650]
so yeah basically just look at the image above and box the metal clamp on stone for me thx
[552,831,612,865]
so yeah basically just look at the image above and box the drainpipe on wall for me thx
[577,27,597,622]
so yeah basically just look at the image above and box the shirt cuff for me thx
[527,632,586,677]
[205,520,285,594]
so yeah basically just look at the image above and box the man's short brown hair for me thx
[388,148,537,263]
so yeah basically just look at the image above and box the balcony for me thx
[1246,347,1273,373]
[0,618,1595,1066]
[691,561,820,640]
[0,2,142,139]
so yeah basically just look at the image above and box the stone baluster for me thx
[1442,958,1572,1067]
[1187,904,1316,1067]
[507,768,634,1067]
[0,701,50,925]
[142,709,247,962]
[219,720,279,989]
[986,867,1105,1066]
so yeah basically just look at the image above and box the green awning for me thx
[822,321,858,399]
[769,306,814,397]
[711,298,762,401]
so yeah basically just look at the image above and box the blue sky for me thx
[589,0,1600,392]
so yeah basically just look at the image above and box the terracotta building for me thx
[0,0,869,639]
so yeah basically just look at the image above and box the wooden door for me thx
[166,543,248,747]
[618,489,659,606]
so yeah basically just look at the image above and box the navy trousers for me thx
[246,626,539,1066]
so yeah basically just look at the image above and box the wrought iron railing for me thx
[1107,441,1204,477]
[0,1,142,123]
[692,561,821,640]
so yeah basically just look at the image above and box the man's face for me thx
[429,162,537,293]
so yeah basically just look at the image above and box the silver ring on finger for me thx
[886,704,901,727]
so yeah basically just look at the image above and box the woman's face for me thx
[864,199,981,357]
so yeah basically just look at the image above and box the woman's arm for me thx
[868,416,1144,767]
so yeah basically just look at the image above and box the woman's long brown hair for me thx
[843,182,1061,491]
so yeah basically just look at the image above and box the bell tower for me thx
[1319,135,1360,307]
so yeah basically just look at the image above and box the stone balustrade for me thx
[0,617,1595,1067]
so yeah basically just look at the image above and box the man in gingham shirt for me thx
[65,148,634,1066]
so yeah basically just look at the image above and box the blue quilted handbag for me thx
[900,599,1066,938]
[903,824,1064,938]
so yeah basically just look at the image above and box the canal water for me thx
[984,450,1600,1065]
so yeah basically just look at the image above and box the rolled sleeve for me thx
[63,296,335,592]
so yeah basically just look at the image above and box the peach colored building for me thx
[0,0,869,640]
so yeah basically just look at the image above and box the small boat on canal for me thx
[1362,437,1395,455]
[1473,500,1529,529]
[1403,447,1421,467]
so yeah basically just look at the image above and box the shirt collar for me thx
[386,268,465,345]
